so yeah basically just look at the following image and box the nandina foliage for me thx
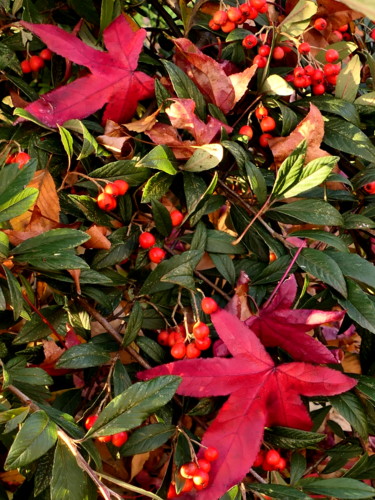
[139,308,356,499]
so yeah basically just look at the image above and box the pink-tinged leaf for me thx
[173,39,235,113]
[228,65,257,107]
[19,16,154,127]
[225,271,253,320]
[145,123,196,159]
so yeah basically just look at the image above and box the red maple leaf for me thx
[240,275,344,364]
[139,308,356,499]
[20,16,154,127]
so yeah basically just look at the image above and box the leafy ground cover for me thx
[2,0,375,499]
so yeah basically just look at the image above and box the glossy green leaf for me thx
[183,144,223,172]
[301,477,375,498]
[3,265,23,320]
[279,0,317,36]
[136,145,177,175]
[0,187,38,223]
[123,302,143,347]
[325,251,375,289]
[269,199,343,226]
[335,55,361,103]
[12,229,90,256]
[291,230,348,253]
[249,483,310,499]
[337,279,375,334]
[264,426,325,450]
[56,343,111,369]
[142,172,174,203]
[151,199,173,237]
[329,392,368,438]
[121,423,175,456]
[324,117,375,162]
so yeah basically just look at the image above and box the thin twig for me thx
[22,291,65,343]
[248,467,267,483]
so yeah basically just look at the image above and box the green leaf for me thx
[262,74,294,96]
[25,251,89,271]
[325,251,375,290]
[297,248,347,296]
[343,213,375,229]
[0,161,36,206]
[279,0,317,36]
[301,477,375,499]
[337,279,375,334]
[316,42,357,63]
[298,96,360,125]
[51,439,91,500]
[161,250,204,290]
[63,119,98,159]
[136,336,166,363]
[357,376,375,404]
[3,265,23,320]
[121,423,175,456]
[0,187,38,223]
[210,253,236,285]
[56,343,111,369]
[264,426,325,450]
[355,91,375,107]
[89,161,150,186]
[244,159,267,205]
[85,376,181,437]
[112,360,132,396]
[123,302,143,347]
[7,366,53,387]
[206,230,246,254]
[142,172,174,203]
[324,117,375,162]
[290,453,307,485]
[136,145,177,175]
[344,453,375,480]
[14,306,67,344]
[291,230,348,253]
[14,108,55,130]
[249,483,310,499]
[12,229,90,256]
[272,140,307,197]
[151,200,173,237]
[329,392,368,439]
[335,55,361,102]
[4,411,57,470]
[57,125,74,166]
[162,60,206,120]
[268,199,343,226]
[183,144,223,172]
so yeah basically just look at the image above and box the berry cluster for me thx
[209,0,268,33]
[20,49,53,73]
[239,105,276,148]
[253,449,287,472]
[157,321,212,360]
[5,151,31,169]
[84,415,128,447]
[168,447,219,497]
[96,180,129,211]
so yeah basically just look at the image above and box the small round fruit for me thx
[104,183,120,197]
[255,105,268,120]
[338,24,348,32]
[113,179,129,195]
[276,457,287,470]
[170,209,184,226]
[258,2,268,12]
[259,133,272,147]
[29,55,45,71]
[157,330,170,346]
[250,0,266,8]
[371,29,375,40]
[313,17,327,30]
[312,69,324,83]
[248,6,259,19]
[181,478,194,493]
[269,252,277,262]
[242,34,258,49]
[213,10,228,25]
[204,447,219,462]
[260,116,276,132]
[167,484,178,499]
[298,42,311,54]
[180,462,198,479]
[97,435,112,443]
[253,450,264,467]
[201,297,218,314]
[139,232,156,249]
[238,125,253,139]
[294,76,308,88]
[193,321,210,340]
[312,83,326,95]
[332,30,343,40]
[258,44,271,56]
[195,337,211,351]
[364,182,375,194]
[253,55,267,68]
[6,151,31,168]
[240,3,251,16]
[325,48,339,62]
[221,20,236,33]
[40,48,53,60]
[208,19,221,30]
[304,64,315,76]
[265,449,281,466]
[20,59,32,73]
[97,193,117,211]
[193,470,209,488]
[293,66,305,78]
[272,46,285,60]
[227,6,242,23]
[171,342,186,359]
[84,415,98,430]
[111,431,128,447]
[148,247,166,263]
[326,74,338,85]
[198,458,211,472]
[186,342,201,358]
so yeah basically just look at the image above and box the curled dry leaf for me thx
[123,106,162,133]
[67,269,81,294]
[83,225,111,250]
[96,120,135,160]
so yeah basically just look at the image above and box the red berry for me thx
[250,0,266,8]
[193,470,209,488]
[242,34,258,49]
[113,179,129,195]
[324,63,337,76]
[253,450,264,467]
[255,106,268,120]
[260,116,276,132]
[204,447,219,462]
[97,435,112,443]
[148,247,166,264]
[213,10,228,25]
[258,45,271,57]
[84,415,98,430]
[325,48,339,62]
[293,66,305,78]
[198,458,211,472]
[20,59,32,73]
[195,336,211,351]
[364,182,375,194]
[181,478,194,493]
[139,232,156,249]
[208,19,221,30]
[201,297,218,314]
[97,193,117,211]
[186,342,201,358]
[104,183,120,197]
[314,17,327,30]
[312,83,326,95]
[157,330,170,346]
[294,76,308,88]
[227,6,242,23]
[238,125,253,139]
[239,3,251,16]
[276,457,287,470]
[111,431,128,447]
[221,20,236,33]
[312,69,324,83]
[332,30,343,41]
[342,32,351,40]
[265,449,281,466]
[326,74,338,85]
[167,484,178,499]
[29,55,45,71]
[338,24,348,32]
[247,6,259,19]
[170,209,184,227]
[193,321,210,340]
[269,252,277,262]
[258,3,268,13]
[180,462,198,479]
[40,48,53,60]
[304,65,315,76]
[298,42,311,54]
[171,342,186,359]
[272,46,285,60]
[259,133,272,147]
[6,152,31,169]
[371,29,375,40]
[253,55,267,68]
